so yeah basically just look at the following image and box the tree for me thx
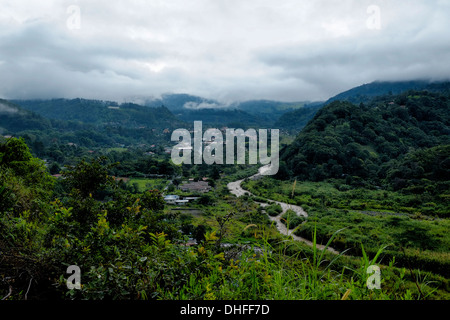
[0,137,32,165]
[62,156,115,198]
[172,177,181,187]
[197,193,215,206]
[194,224,208,243]
[140,189,165,211]
[0,137,53,215]
[49,162,61,175]
[275,161,291,180]
[209,165,220,181]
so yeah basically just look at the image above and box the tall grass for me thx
[155,220,445,300]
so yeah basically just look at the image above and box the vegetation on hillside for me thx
[2,137,448,300]
[281,90,449,191]
[274,104,322,133]
[12,98,182,129]
[1,83,449,301]
[242,177,449,278]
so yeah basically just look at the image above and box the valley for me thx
[1,80,449,301]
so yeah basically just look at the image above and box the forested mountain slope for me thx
[280,89,450,190]
[1,99,175,152]
[12,98,182,129]
[0,99,52,132]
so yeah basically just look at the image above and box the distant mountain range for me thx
[4,79,450,134]
[143,79,450,131]
[142,93,311,128]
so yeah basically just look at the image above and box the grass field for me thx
[105,147,128,153]
[127,178,170,193]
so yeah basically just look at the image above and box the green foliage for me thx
[281,209,305,229]
[140,189,166,212]
[386,144,450,193]
[12,98,182,129]
[265,203,283,217]
[0,137,32,164]
[281,90,450,188]
[274,104,322,132]
[0,137,54,216]
[62,156,115,198]
[243,176,450,278]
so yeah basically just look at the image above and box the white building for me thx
[164,195,180,204]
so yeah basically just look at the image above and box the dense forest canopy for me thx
[280,89,450,188]
[11,98,182,129]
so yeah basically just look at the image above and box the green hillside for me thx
[281,89,450,186]
[0,99,52,133]
[0,99,177,156]
[274,104,323,132]
[12,98,183,129]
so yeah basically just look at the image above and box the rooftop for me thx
[180,181,211,193]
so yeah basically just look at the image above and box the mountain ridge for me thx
[6,79,450,132]
[274,80,450,132]
[279,88,450,186]
[11,98,183,129]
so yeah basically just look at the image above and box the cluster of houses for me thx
[163,180,211,205]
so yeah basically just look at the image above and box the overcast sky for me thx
[0,0,449,103]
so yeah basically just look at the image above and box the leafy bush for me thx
[265,203,283,217]
[281,209,305,229]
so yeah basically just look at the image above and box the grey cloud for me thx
[0,20,163,75]
[0,18,181,100]
[183,102,226,110]
[0,102,19,114]
[0,0,449,103]
[255,27,450,100]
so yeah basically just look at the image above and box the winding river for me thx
[227,165,339,254]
